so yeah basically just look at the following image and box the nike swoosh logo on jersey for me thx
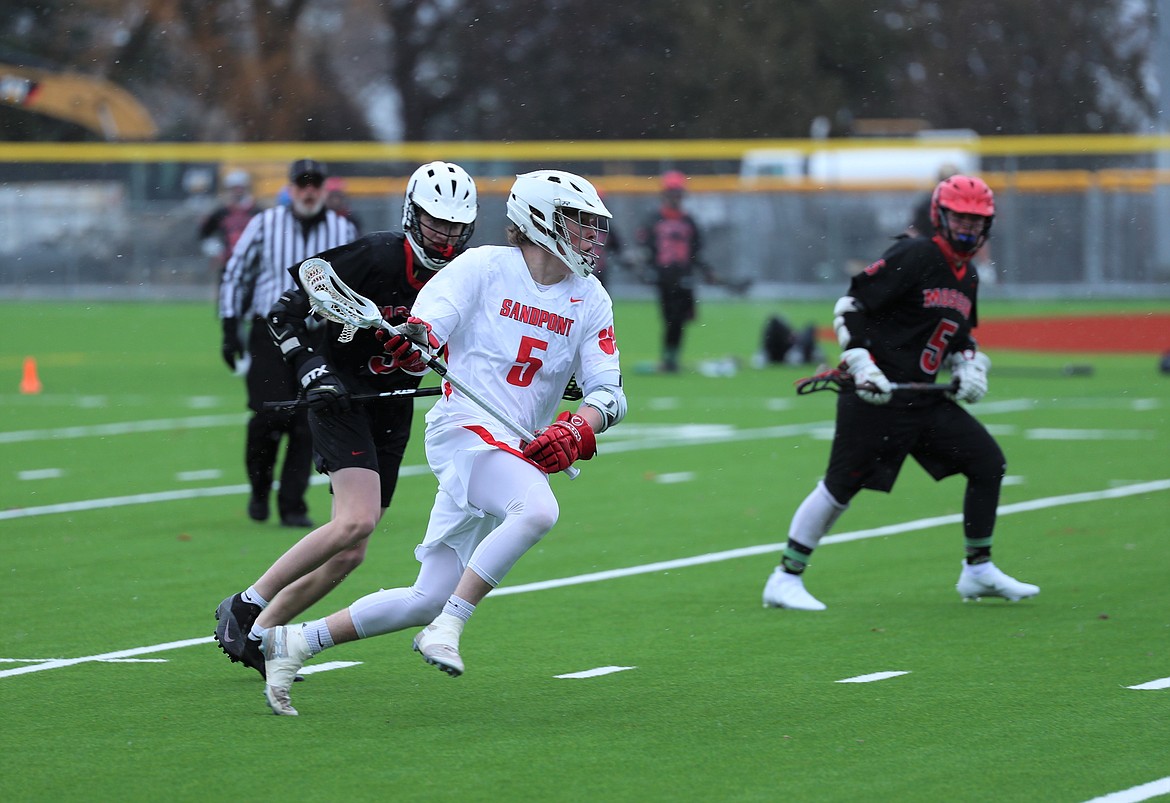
[352,450,366,456]
[570,297,584,303]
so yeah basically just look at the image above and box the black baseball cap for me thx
[289,158,328,183]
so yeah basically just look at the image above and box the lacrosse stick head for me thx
[794,368,854,395]
[298,258,383,329]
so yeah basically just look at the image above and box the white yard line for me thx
[0,637,211,678]
[652,471,696,484]
[297,661,362,675]
[836,671,910,683]
[1082,777,1170,803]
[494,479,1170,596]
[17,468,64,480]
[1126,677,1170,691]
[555,666,636,679]
[1025,428,1151,440]
[0,413,246,444]
[3,478,1165,681]
[0,465,433,521]
[0,423,833,521]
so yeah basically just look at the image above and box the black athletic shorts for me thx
[824,392,1004,495]
[308,397,414,508]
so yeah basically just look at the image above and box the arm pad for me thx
[580,382,627,433]
[832,296,863,349]
[267,290,315,367]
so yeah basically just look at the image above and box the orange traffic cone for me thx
[20,356,42,394]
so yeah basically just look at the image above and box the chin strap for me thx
[931,234,977,276]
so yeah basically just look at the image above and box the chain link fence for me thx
[1,156,1168,301]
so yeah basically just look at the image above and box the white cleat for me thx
[956,561,1040,602]
[762,569,827,611]
[413,621,465,677]
[261,625,312,716]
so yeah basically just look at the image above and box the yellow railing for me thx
[3,134,1170,162]
[5,136,1170,198]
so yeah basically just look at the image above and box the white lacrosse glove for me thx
[946,349,991,404]
[841,347,892,405]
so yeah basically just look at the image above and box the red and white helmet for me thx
[403,161,478,271]
[506,170,612,277]
[929,175,995,254]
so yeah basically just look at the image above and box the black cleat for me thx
[213,593,266,678]
[279,513,313,528]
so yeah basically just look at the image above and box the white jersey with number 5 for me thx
[413,244,621,445]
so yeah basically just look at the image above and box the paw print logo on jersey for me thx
[598,325,616,355]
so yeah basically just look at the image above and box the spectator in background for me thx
[637,170,706,373]
[198,170,260,283]
[755,314,825,368]
[324,177,363,234]
[218,158,359,529]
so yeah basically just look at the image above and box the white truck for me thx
[740,130,980,184]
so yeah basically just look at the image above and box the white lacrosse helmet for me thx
[402,161,478,271]
[506,170,612,277]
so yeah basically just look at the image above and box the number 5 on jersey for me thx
[508,336,547,387]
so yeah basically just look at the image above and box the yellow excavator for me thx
[0,62,157,140]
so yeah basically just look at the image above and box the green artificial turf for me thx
[0,298,1167,802]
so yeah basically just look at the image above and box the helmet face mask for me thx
[930,175,994,255]
[403,161,478,271]
[506,170,612,277]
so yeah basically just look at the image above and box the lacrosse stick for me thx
[265,378,583,412]
[794,368,958,396]
[262,385,442,411]
[298,257,580,479]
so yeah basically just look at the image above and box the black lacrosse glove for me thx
[297,356,350,414]
[221,317,244,371]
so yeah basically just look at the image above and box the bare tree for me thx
[0,0,1155,142]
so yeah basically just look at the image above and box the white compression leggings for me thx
[788,479,849,551]
[348,450,559,639]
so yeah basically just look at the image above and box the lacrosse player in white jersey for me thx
[257,170,627,715]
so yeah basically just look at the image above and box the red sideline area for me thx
[973,314,1170,353]
[819,314,1169,354]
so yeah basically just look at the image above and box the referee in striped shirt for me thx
[219,158,358,528]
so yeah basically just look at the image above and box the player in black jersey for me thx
[214,162,478,677]
[762,175,1039,611]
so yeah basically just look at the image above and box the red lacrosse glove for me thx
[374,317,438,376]
[522,411,598,474]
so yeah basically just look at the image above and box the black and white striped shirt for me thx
[218,205,358,320]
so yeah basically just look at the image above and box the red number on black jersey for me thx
[920,319,959,374]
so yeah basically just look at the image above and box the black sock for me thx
[781,541,814,574]
[965,546,991,565]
